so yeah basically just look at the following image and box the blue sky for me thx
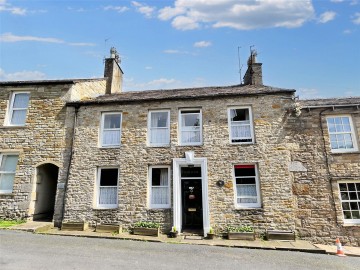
[0,0,359,99]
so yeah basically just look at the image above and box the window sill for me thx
[230,142,255,145]
[234,207,263,210]
[148,145,171,148]
[93,207,118,210]
[99,146,121,149]
[330,151,360,155]
[148,207,171,210]
[0,126,27,129]
[178,144,203,147]
[342,223,360,227]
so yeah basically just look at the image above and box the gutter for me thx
[303,104,360,110]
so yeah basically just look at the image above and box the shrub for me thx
[133,221,160,229]
[227,225,254,233]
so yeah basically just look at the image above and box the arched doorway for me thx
[33,163,59,221]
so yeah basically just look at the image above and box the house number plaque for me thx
[188,208,196,212]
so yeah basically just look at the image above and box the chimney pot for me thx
[104,47,123,94]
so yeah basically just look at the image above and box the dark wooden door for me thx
[182,179,203,230]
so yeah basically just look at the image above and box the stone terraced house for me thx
[0,49,359,246]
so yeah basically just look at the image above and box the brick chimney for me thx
[243,50,263,86]
[104,47,123,94]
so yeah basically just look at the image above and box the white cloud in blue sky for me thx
[0,0,26,15]
[318,11,337,23]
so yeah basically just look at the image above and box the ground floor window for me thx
[234,164,261,208]
[96,168,118,208]
[149,166,170,208]
[339,181,360,224]
[0,154,19,194]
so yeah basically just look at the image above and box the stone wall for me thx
[63,93,297,234]
[285,107,360,246]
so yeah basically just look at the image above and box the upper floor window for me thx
[326,116,358,153]
[339,181,360,224]
[179,109,202,145]
[100,112,122,147]
[7,92,30,126]
[234,164,261,208]
[148,111,170,146]
[0,154,19,194]
[96,168,118,208]
[149,166,170,208]
[228,107,254,144]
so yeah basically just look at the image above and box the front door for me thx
[181,167,203,231]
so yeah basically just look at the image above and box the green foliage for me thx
[209,227,214,234]
[171,226,177,232]
[134,221,160,229]
[226,225,254,233]
[0,219,25,228]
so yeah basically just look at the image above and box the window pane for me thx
[182,114,200,127]
[352,211,360,219]
[11,110,27,125]
[181,167,201,177]
[151,187,169,204]
[349,192,357,200]
[341,192,349,200]
[342,202,350,210]
[237,184,257,196]
[348,183,355,191]
[1,155,19,171]
[343,211,351,219]
[13,93,29,108]
[150,128,169,144]
[151,112,168,128]
[238,197,257,203]
[235,167,255,177]
[104,114,121,129]
[231,109,249,122]
[341,117,350,125]
[356,183,360,190]
[102,130,120,145]
[350,202,358,210]
[100,169,118,186]
[339,183,347,191]
[328,124,336,133]
[181,129,200,143]
[0,174,15,191]
[99,187,117,205]
[152,168,168,186]
[236,178,256,185]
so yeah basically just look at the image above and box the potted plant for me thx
[168,226,178,238]
[206,227,215,239]
[227,225,255,240]
[132,221,160,237]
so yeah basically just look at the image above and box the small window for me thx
[96,168,118,208]
[179,109,202,145]
[234,164,261,208]
[148,111,170,146]
[100,113,122,147]
[228,107,254,143]
[149,166,170,208]
[326,116,358,153]
[7,92,30,126]
[0,154,19,194]
[339,181,360,224]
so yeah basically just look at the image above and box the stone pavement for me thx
[6,221,360,257]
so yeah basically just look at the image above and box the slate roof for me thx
[300,97,360,108]
[67,84,295,106]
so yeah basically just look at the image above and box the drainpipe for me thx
[59,104,79,227]
[319,108,338,225]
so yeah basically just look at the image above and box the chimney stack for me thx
[243,50,263,86]
[104,47,123,94]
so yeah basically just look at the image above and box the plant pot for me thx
[266,230,295,241]
[95,223,122,234]
[61,221,88,231]
[133,227,159,237]
[168,231,178,238]
[206,233,215,239]
[227,232,255,240]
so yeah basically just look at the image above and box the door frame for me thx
[173,156,209,236]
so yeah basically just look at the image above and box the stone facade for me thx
[0,79,106,225]
[285,101,360,246]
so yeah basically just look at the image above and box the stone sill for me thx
[342,223,360,227]
[98,146,121,150]
[92,207,119,211]
[330,151,360,155]
[234,207,263,211]
[0,126,27,130]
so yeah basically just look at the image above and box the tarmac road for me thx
[0,230,358,270]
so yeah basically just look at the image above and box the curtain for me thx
[152,169,169,205]
[103,130,120,145]
[11,110,27,125]
[237,184,257,203]
[150,112,169,144]
[13,93,29,108]
[99,187,117,205]
[231,122,251,139]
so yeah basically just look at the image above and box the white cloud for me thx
[330,0,344,2]
[163,49,189,54]
[343,29,352,34]
[124,77,179,90]
[103,6,129,13]
[0,33,95,46]
[298,88,321,99]
[318,11,336,23]
[158,0,315,30]
[194,41,212,48]
[353,12,360,24]
[0,68,46,81]
[145,66,153,70]
[0,0,26,15]
[132,1,155,18]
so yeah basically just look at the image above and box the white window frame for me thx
[178,109,202,146]
[326,115,358,153]
[338,180,360,225]
[148,166,171,209]
[148,110,170,147]
[228,106,254,144]
[6,92,30,126]
[0,153,19,194]
[233,164,261,208]
[95,167,119,209]
[100,112,122,148]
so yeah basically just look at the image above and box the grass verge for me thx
[0,219,26,228]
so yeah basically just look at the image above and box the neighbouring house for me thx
[0,48,358,246]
